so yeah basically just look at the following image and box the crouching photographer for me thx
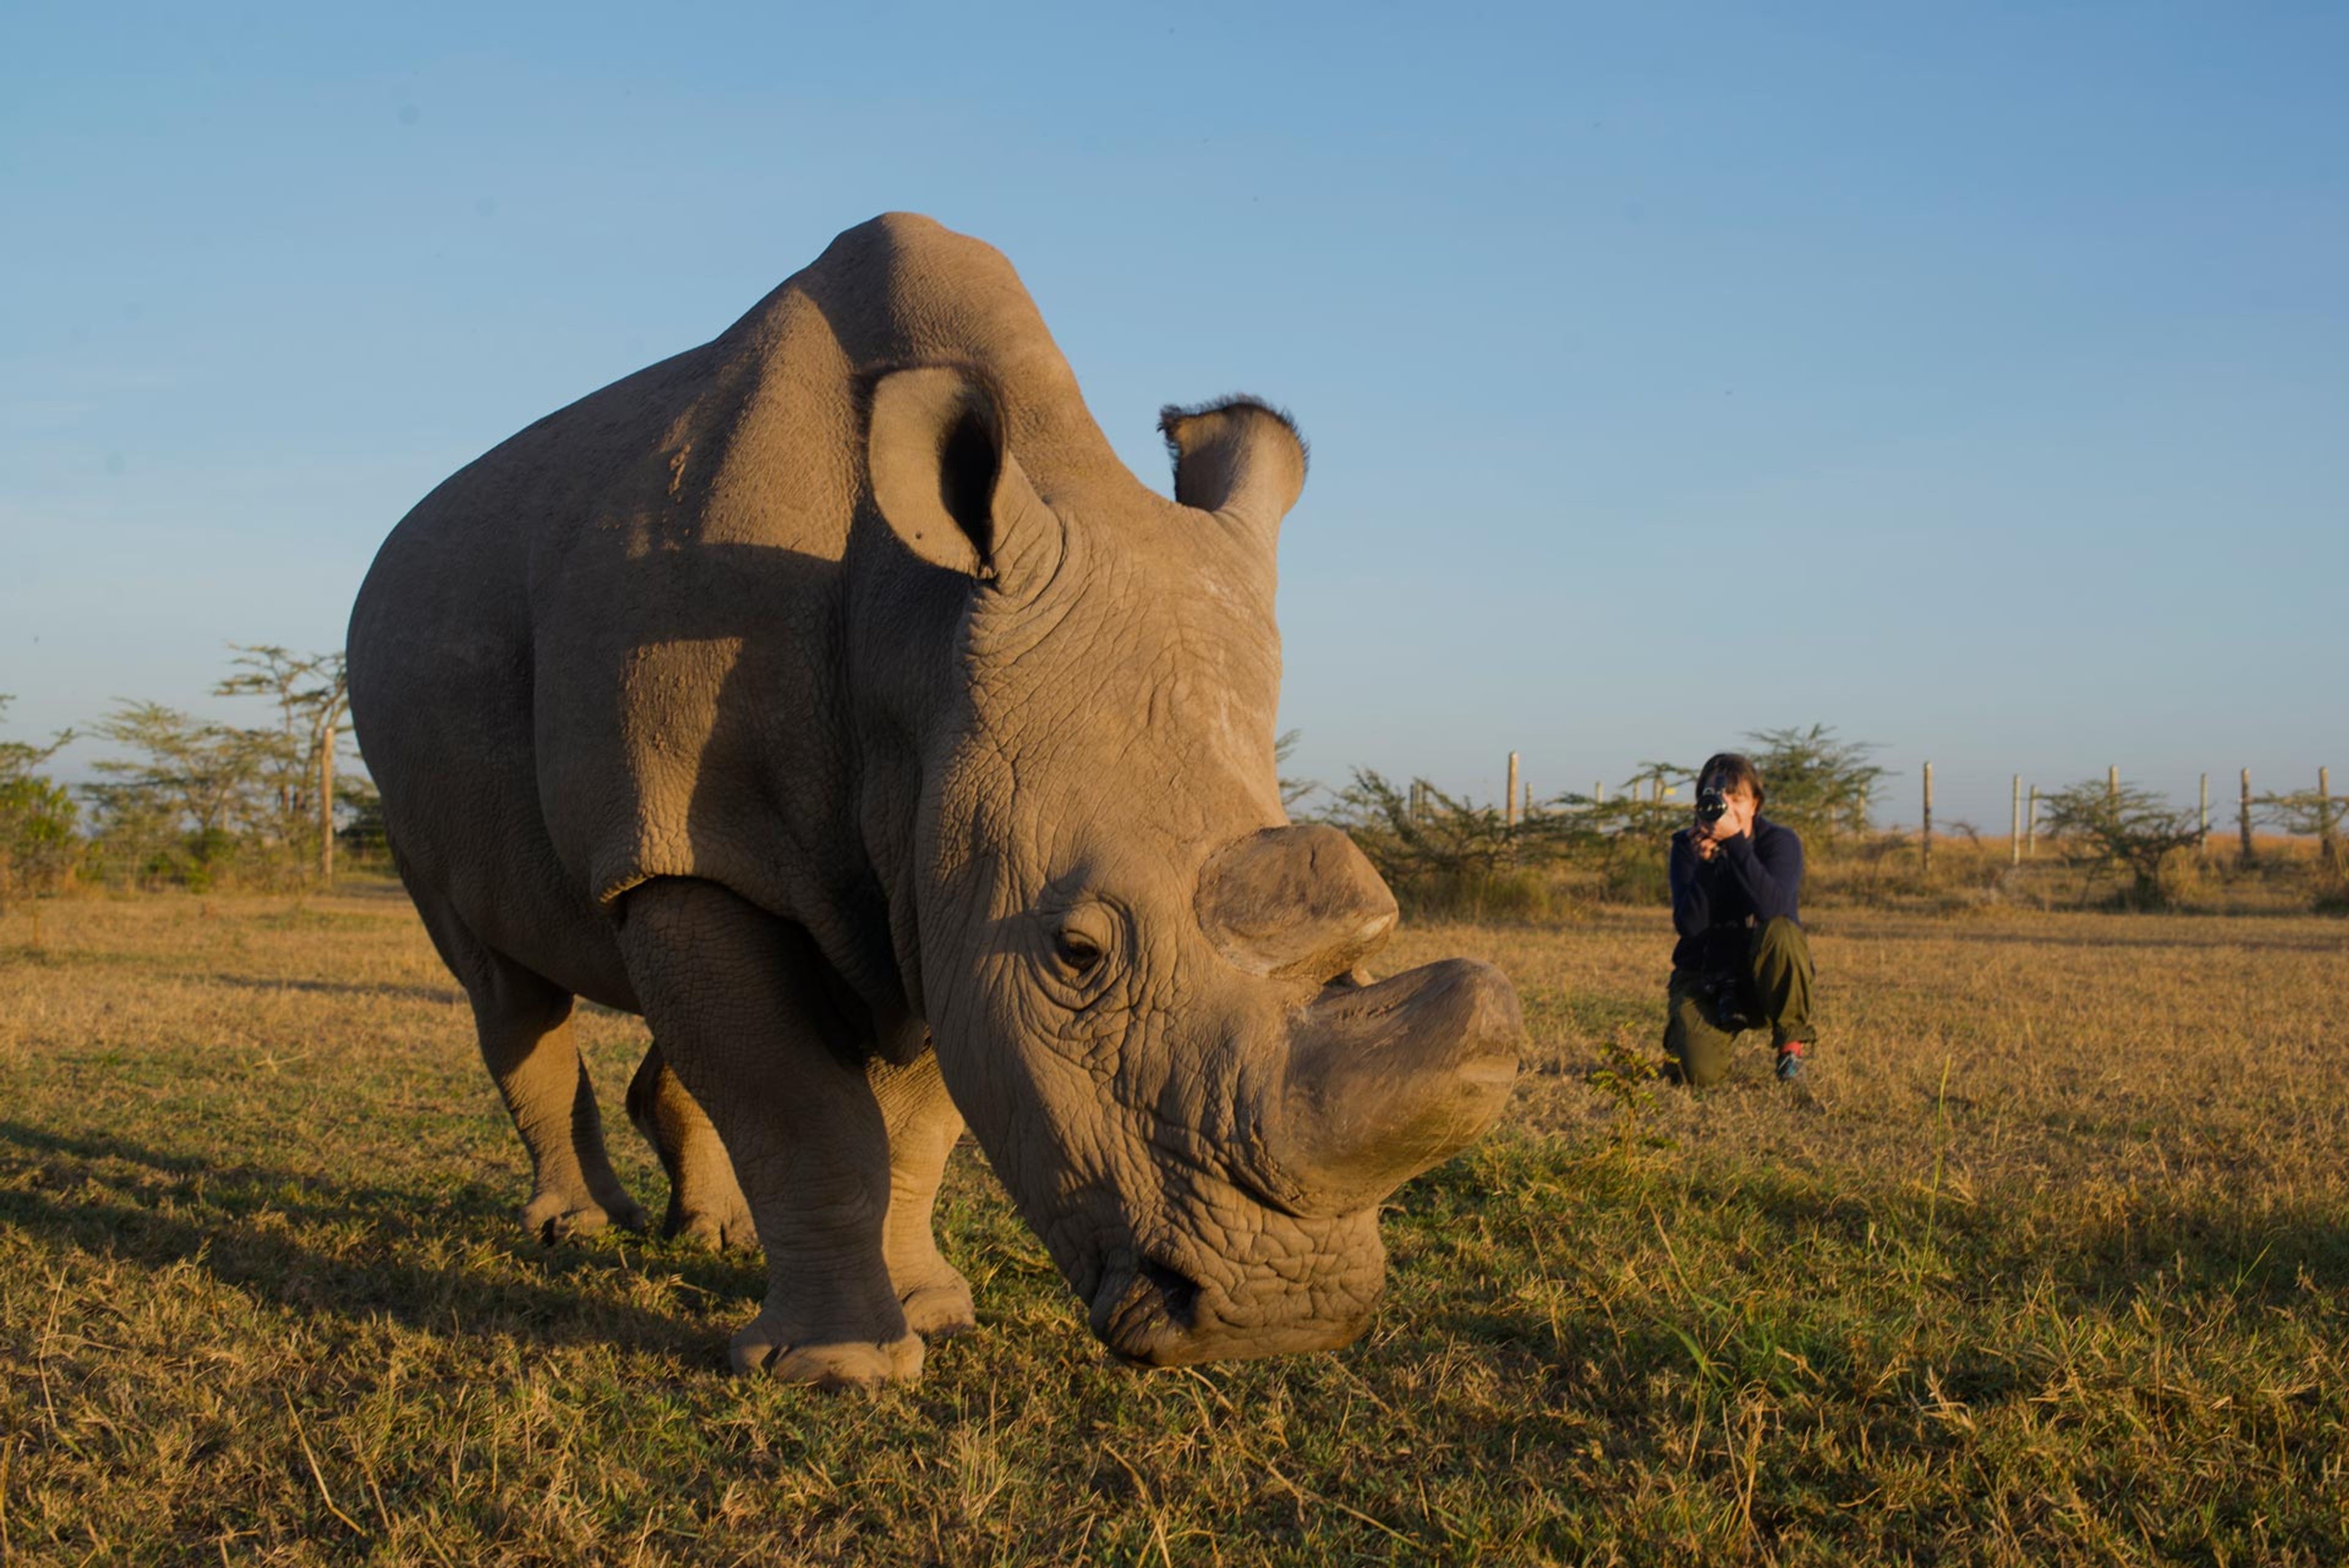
[1663,752,1816,1087]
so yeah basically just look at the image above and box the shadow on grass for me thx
[0,1117,760,1364]
[190,971,466,1004]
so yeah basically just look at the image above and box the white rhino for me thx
[348,213,1521,1388]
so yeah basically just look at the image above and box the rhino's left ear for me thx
[1159,397,1308,536]
[866,364,1060,596]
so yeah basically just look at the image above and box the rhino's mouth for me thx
[1089,1253,1206,1365]
[1083,1238,1378,1367]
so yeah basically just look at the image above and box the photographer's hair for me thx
[1698,752,1765,808]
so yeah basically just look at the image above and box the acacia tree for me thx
[1740,724,1890,841]
[2036,777,2203,908]
[213,645,351,885]
[2256,784,2347,884]
[83,701,273,887]
[0,696,80,913]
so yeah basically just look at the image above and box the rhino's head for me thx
[856,366,1521,1366]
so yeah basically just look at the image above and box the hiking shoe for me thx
[1774,1043,1807,1083]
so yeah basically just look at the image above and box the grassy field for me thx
[2,889,2345,1565]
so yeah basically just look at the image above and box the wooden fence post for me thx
[2027,785,2039,858]
[2240,768,2255,865]
[1505,752,1520,828]
[1921,761,1934,875]
[2107,764,2118,802]
[2323,766,2336,862]
[1594,780,1605,805]
[2010,774,2022,866]
[2198,773,2210,852]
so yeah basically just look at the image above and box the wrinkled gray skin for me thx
[348,213,1522,1388]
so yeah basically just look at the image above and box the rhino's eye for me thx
[1042,903,1121,999]
[1053,927,1104,975]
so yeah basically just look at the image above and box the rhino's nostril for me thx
[1140,1256,1201,1331]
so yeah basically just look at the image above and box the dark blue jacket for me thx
[1669,814,1803,974]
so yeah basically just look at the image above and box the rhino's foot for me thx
[662,1193,759,1252]
[728,1319,925,1390]
[521,1186,649,1244]
[897,1269,976,1339]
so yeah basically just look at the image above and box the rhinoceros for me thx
[347,212,1522,1388]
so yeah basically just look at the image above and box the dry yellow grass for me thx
[1,887,2344,1563]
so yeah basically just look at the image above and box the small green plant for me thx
[1587,1031,1664,1149]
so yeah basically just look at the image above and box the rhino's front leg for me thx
[625,1043,757,1251]
[871,1053,976,1339]
[617,878,921,1389]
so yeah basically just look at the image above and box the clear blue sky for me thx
[4,1,2342,831]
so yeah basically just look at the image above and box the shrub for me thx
[1321,769,1592,921]
[0,697,80,913]
[2036,778,2204,909]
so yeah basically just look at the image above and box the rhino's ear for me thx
[1159,397,1308,535]
[866,364,1057,592]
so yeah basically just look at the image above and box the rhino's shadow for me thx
[191,972,466,1005]
[0,1119,760,1363]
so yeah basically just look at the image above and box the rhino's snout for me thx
[1252,958,1523,1219]
[1023,827,1520,1367]
[1078,955,1520,1367]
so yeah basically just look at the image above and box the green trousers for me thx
[1663,917,1816,1088]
